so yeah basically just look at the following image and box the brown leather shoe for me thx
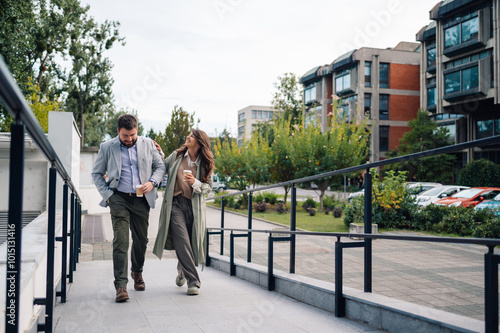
[131,272,145,291]
[115,287,129,302]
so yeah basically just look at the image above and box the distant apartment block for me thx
[301,42,421,162]
[417,0,499,165]
[237,105,279,146]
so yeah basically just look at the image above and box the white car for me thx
[406,182,442,195]
[416,185,469,207]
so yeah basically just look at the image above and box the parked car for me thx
[435,187,500,208]
[475,193,500,215]
[160,175,168,188]
[348,182,442,202]
[212,174,228,192]
[416,185,470,207]
[406,182,442,195]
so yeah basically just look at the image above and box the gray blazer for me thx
[91,136,166,208]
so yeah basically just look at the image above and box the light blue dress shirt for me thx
[116,142,141,193]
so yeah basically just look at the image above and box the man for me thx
[92,114,165,302]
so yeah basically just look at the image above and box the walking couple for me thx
[91,114,214,302]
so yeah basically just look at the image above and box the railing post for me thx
[58,183,69,303]
[247,193,252,262]
[268,234,275,291]
[76,201,82,261]
[364,169,372,293]
[205,229,210,267]
[290,184,296,274]
[229,231,235,276]
[335,237,345,317]
[69,192,75,282]
[5,120,25,333]
[485,246,499,333]
[37,165,57,333]
[220,198,225,255]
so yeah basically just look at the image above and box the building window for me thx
[444,15,479,49]
[238,113,245,123]
[335,73,351,93]
[338,95,358,121]
[477,119,494,139]
[238,126,245,136]
[304,84,316,104]
[364,93,371,118]
[438,122,456,142]
[379,126,389,151]
[427,87,436,108]
[427,47,436,68]
[364,62,371,87]
[379,63,389,88]
[379,94,389,120]
[252,110,256,119]
[444,66,478,94]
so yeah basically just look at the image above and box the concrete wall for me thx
[79,149,108,214]
[48,112,81,210]
[0,134,48,212]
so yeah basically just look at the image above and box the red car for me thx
[435,187,500,208]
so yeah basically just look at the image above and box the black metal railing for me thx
[0,57,82,332]
[206,134,500,333]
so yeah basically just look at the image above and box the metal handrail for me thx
[0,57,80,201]
[0,56,82,333]
[206,134,500,333]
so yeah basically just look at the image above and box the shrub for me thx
[253,202,268,213]
[458,159,500,187]
[307,207,316,216]
[274,201,287,214]
[263,191,279,205]
[410,204,451,230]
[474,216,500,238]
[333,207,343,218]
[302,197,317,212]
[253,193,265,203]
[437,206,476,236]
[343,196,364,227]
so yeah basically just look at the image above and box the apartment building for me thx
[301,42,421,162]
[236,105,278,147]
[417,0,499,165]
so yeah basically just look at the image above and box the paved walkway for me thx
[54,192,495,331]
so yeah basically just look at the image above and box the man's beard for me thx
[120,138,136,147]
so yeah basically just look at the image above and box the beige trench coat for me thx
[153,152,212,265]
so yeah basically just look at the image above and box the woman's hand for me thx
[152,140,163,154]
[183,172,195,185]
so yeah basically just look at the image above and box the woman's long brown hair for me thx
[176,129,214,183]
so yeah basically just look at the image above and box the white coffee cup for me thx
[183,170,192,182]
[135,184,144,197]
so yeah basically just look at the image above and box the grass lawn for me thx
[207,202,348,233]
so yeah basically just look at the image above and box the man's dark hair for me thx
[117,114,138,131]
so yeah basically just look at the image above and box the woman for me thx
[153,129,214,295]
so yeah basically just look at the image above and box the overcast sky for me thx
[82,0,440,137]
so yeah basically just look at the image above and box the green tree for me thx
[146,128,157,140]
[267,118,296,204]
[62,14,124,146]
[385,109,456,183]
[459,159,500,187]
[271,73,303,125]
[292,106,370,211]
[156,105,199,154]
[105,108,144,139]
[26,80,61,132]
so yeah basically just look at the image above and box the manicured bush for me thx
[263,191,279,205]
[307,207,316,216]
[274,201,287,214]
[333,207,343,218]
[343,196,364,227]
[253,193,265,203]
[253,202,268,212]
[302,197,317,212]
[458,159,500,187]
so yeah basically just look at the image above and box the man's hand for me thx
[141,181,155,194]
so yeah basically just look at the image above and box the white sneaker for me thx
[187,286,199,295]
[175,275,186,287]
